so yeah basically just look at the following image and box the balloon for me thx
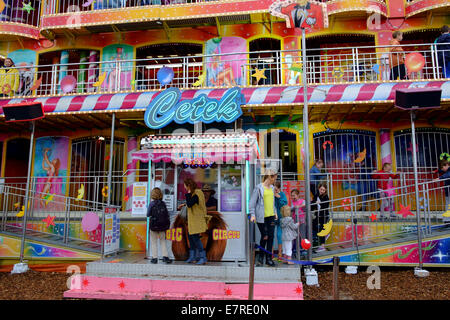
[81,212,100,232]
[405,52,425,74]
[301,239,311,250]
[60,75,77,93]
[372,64,380,74]
[157,67,174,86]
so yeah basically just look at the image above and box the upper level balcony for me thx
[0,42,448,100]
[40,0,388,33]
[0,0,41,39]
[405,0,450,18]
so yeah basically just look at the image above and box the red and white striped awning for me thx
[1,81,448,116]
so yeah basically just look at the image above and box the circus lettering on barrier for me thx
[166,227,183,242]
[212,229,240,241]
[144,87,245,129]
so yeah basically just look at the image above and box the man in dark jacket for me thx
[436,25,450,78]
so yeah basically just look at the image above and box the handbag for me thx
[179,205,187,221]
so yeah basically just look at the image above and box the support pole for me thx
[18,121,36,266]
[101,113,115,258]
[410,111,424,269]
[301,27,313,263]
[146,159,152,259]
[332,256,340,300]
[248,222,255,300]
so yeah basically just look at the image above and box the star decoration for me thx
[251,68,267,83]
[124,195,129,202]
[130,79,136,87]
[118,280,126,290]
[224,287,233,296]
[370,213,377,222]
[42,215,56,227]
[22,2,34,14]
[385,189,396,197]
[82,278,90,288]
[396,204,414,218]
[289,63,303,73]
[294,285,303,295]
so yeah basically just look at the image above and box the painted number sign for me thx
[144,87,245,129]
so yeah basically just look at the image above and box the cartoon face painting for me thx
[269,0,328,29]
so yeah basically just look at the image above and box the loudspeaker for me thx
[3,102,44,122]
[395,88,442,110]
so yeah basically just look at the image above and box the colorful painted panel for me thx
[0,234,99,259]
[337,237,450,265]
[205,37,246,87]
[101,44,134,91]
[33,137,69,212]
[7,49,37,96]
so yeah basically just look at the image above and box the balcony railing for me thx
[0,0,41,27]
[43,0,388,15]
[44,0,221,14]
[0,43,448,99]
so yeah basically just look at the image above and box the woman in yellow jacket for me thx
[179,178,209,265]
[0,58,20,97]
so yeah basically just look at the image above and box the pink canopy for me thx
[132,133,260,164]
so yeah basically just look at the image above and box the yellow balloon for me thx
[317,219,333,237]
[443,205,450,218]
[0,0,5,13]
[16,206,25,218]
[76,184,85,201]
[354,148,367,163]
[93,72,106,87]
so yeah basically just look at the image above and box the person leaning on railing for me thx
[389,31,408,80]
[0,58,19,97]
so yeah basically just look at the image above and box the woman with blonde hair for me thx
[248,169,278,266]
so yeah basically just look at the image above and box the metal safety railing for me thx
[0,42,448,99]
[43,0,223,15]
[0,0,41,27]
[0,174,128,253]
[299,177,449,253]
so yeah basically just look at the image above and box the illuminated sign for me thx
[144,87,245,129]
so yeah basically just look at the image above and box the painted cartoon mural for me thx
[101,44,133,92]
[205,37,246,87]
[7,49,37,96]
[269,0,328,30]
[33,137,69,211]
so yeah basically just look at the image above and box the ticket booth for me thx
[131,132,260,261]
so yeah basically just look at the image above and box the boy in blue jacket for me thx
[310,159,326,196]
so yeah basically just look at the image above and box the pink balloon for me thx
[81,212,99,232]
[60,75,77,93]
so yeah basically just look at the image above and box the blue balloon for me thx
[372,64,380,74]
[157,67,174,86]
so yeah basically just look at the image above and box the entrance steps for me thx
[63,252,304,300]
[64,275,304,300]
